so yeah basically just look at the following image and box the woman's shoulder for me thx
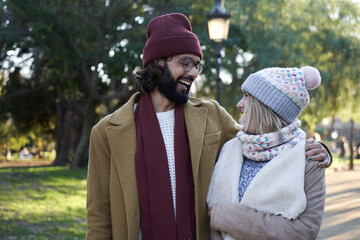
[218,137,243,159]
[223,137,241,148]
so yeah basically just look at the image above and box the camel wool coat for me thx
[86,92,240,240]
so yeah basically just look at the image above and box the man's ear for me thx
[154,59,164,66]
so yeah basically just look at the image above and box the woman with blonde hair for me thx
[207,66,326,240]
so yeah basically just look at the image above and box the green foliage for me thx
[1,0,360,165]
[0,0,175,167]
[194,0,360,130]
[0,166,87,239]
[0,67,55,133]
[0,120,29,153]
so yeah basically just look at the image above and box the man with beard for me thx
[86,13,331,240]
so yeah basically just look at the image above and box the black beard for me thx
[157,63,194,104]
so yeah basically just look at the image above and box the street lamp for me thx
[207,0,231,103]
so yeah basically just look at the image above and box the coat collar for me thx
[108,92,141,126]
[108,92,204,126]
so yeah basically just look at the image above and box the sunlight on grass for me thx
[0,153,357,239]
[0,166,87,239]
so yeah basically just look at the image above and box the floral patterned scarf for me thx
[237,120,306,161]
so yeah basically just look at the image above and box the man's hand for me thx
[208,203,218,217]
[208,205,213,217]
[305,139,329,168]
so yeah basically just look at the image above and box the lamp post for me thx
[207,0,231,103]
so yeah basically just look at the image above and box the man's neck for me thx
[150,90,176,112]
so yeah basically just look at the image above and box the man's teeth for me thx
[179,80,191,86]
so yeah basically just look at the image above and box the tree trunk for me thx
[325,116,336,139]
[349,119,354,170]
[53,102,73,166]
[70,103,96,169]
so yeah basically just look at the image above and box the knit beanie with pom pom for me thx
[241,66,321,122]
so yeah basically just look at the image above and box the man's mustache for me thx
[177,76,195,82]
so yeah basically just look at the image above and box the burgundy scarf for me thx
[134,93,196,240]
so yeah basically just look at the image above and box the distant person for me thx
[208,66,326,239]
[330,141,337,153]
[19,147,33,159]
[339,136,347,158]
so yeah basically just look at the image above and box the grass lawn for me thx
[0,166,87,240]
[0,151,357,240]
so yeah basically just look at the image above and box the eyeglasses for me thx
[177,56,204,74]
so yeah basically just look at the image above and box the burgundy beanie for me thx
[142,13,203,68]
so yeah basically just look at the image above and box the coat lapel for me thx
[106,93,141,237]
[184,100,208,186]
[107,123,138,203]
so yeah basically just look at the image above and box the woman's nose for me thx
[236,98,244,109]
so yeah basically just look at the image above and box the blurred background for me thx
[0,0,359,239]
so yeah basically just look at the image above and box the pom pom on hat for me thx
[301,66,321,90]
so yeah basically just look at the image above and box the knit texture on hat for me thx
[241,67,321,122]
[142,13,203,67]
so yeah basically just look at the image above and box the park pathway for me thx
[317,166,360,240]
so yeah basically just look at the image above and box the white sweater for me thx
[156,109,177,216]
